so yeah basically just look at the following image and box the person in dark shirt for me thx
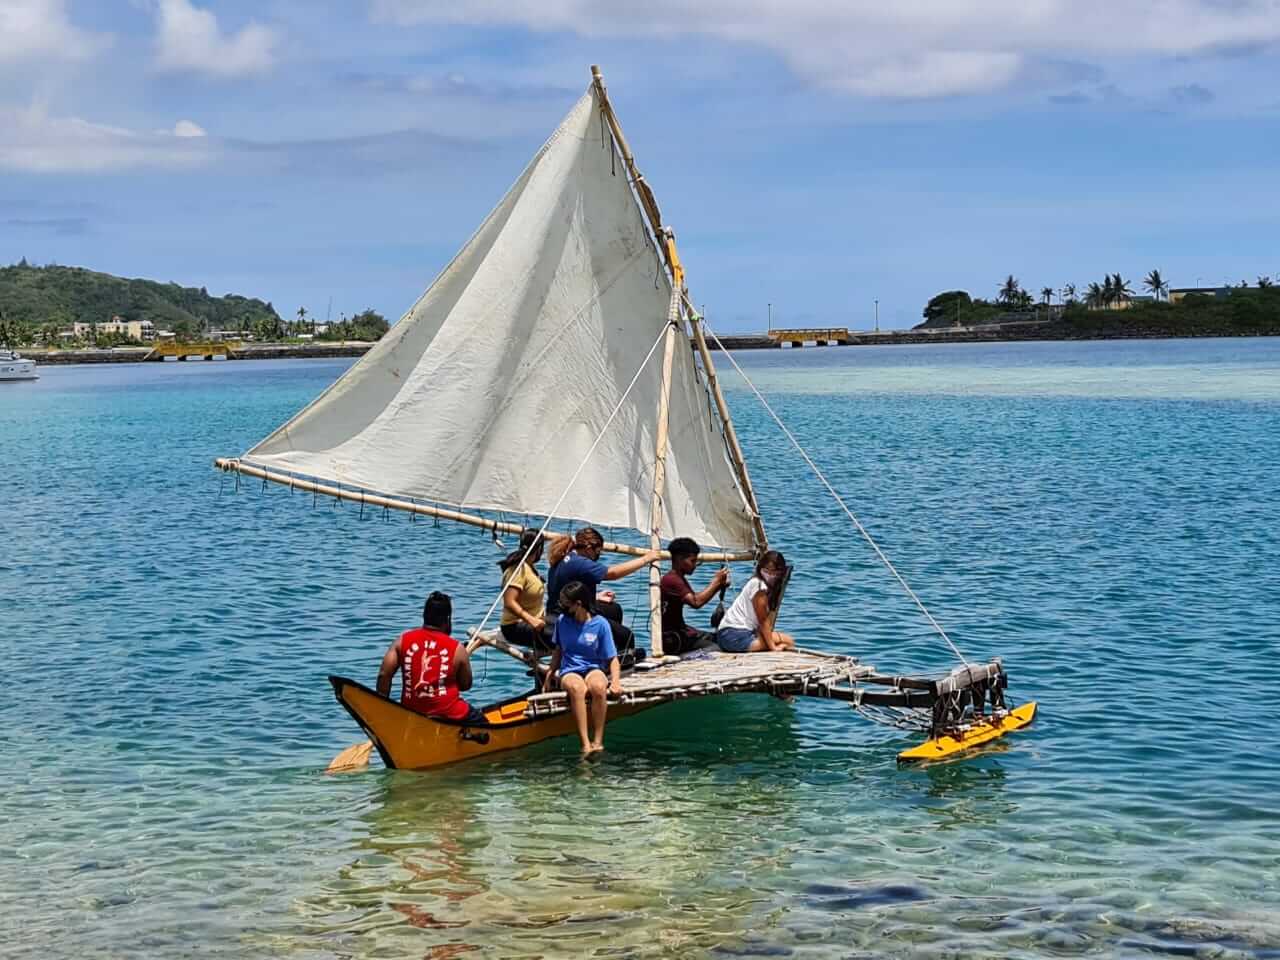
[659,536,730,655]
[546,527,658,658]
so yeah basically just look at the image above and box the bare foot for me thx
[589,742,604,754]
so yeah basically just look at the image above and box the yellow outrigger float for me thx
[216,65,1037,770]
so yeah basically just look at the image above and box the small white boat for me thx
[0,350,38,381]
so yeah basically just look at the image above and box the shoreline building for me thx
[1169,286,1231,304]
[70,316,156,341]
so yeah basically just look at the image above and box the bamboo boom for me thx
[590,64,767,553]
[214,457,755,562]
[590,65,666,267]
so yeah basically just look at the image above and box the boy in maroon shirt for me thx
[659,537,730,655]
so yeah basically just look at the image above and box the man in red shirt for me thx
[376,591,485,724]
[660,537,730,655]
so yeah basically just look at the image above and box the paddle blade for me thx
[709,582,728,629]
[326,739,373,774]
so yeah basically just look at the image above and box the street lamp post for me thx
[767,301,772,332]
[874,299,879,333]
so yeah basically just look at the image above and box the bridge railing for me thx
[767,327,851,344]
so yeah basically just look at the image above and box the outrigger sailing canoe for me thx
[215,66,1036,768]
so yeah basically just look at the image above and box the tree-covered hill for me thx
[0,261,282,340]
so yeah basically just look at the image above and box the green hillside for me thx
[0,261,282,342]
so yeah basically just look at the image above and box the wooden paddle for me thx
[709,580,729,629]
[326,739,373,773]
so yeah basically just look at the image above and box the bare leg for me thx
[560,673,591,753]
[586,670,608,751]
[775,631,796,650]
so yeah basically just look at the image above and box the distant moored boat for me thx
[0,350,38,381]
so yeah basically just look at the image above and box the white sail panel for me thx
[244,88,756,551]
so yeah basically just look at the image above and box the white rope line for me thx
[702,321,971,667]
[468,321,671,644]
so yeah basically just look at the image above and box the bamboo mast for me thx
[646,235,684,658]
[590,64,767,554]
[213,457,754,563]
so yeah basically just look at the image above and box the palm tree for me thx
[1259,276,1274,288]
[999,275,1021,306]
[1062,283,1077,304]
[1111,273,1133,308]
[1040,287,1053,305]
[1102,275,1115,309]
[1144,269,1166,302]
[296,305,308,334]
[1085,282,1105,309]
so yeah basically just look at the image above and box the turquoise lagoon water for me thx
[2,338,1279,958]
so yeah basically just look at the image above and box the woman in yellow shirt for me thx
[498,530,564,652]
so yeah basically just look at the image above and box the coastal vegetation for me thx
[0,262,389,347]
[920,271,1280,338]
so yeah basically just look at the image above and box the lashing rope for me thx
[701,319,971,668]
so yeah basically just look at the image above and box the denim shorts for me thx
[716,627,756,653]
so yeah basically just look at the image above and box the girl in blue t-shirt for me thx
[545,580,623,754]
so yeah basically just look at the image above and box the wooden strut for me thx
[213,457,756,563]
[590,64,767,553]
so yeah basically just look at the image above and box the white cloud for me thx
[0,0,104,62]
[0,104,215,172]
[368,0,1280,98]
[154,0,275,76]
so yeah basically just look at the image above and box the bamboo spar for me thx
[590,64,767,553]
[688,309,768,550]
[213,458,755,563]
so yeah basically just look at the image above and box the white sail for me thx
[243,87,757,552]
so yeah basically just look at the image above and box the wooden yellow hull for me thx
[897,701,1038,763]
[329,676,658,770]
[331,677,1037,770]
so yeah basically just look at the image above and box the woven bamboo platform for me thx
[525,648,875,717]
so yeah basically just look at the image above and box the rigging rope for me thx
[701,319,971,667]
[467,321,671,647]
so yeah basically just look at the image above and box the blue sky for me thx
[2,0,1279,332]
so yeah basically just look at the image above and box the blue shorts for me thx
[716,627,756,653]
